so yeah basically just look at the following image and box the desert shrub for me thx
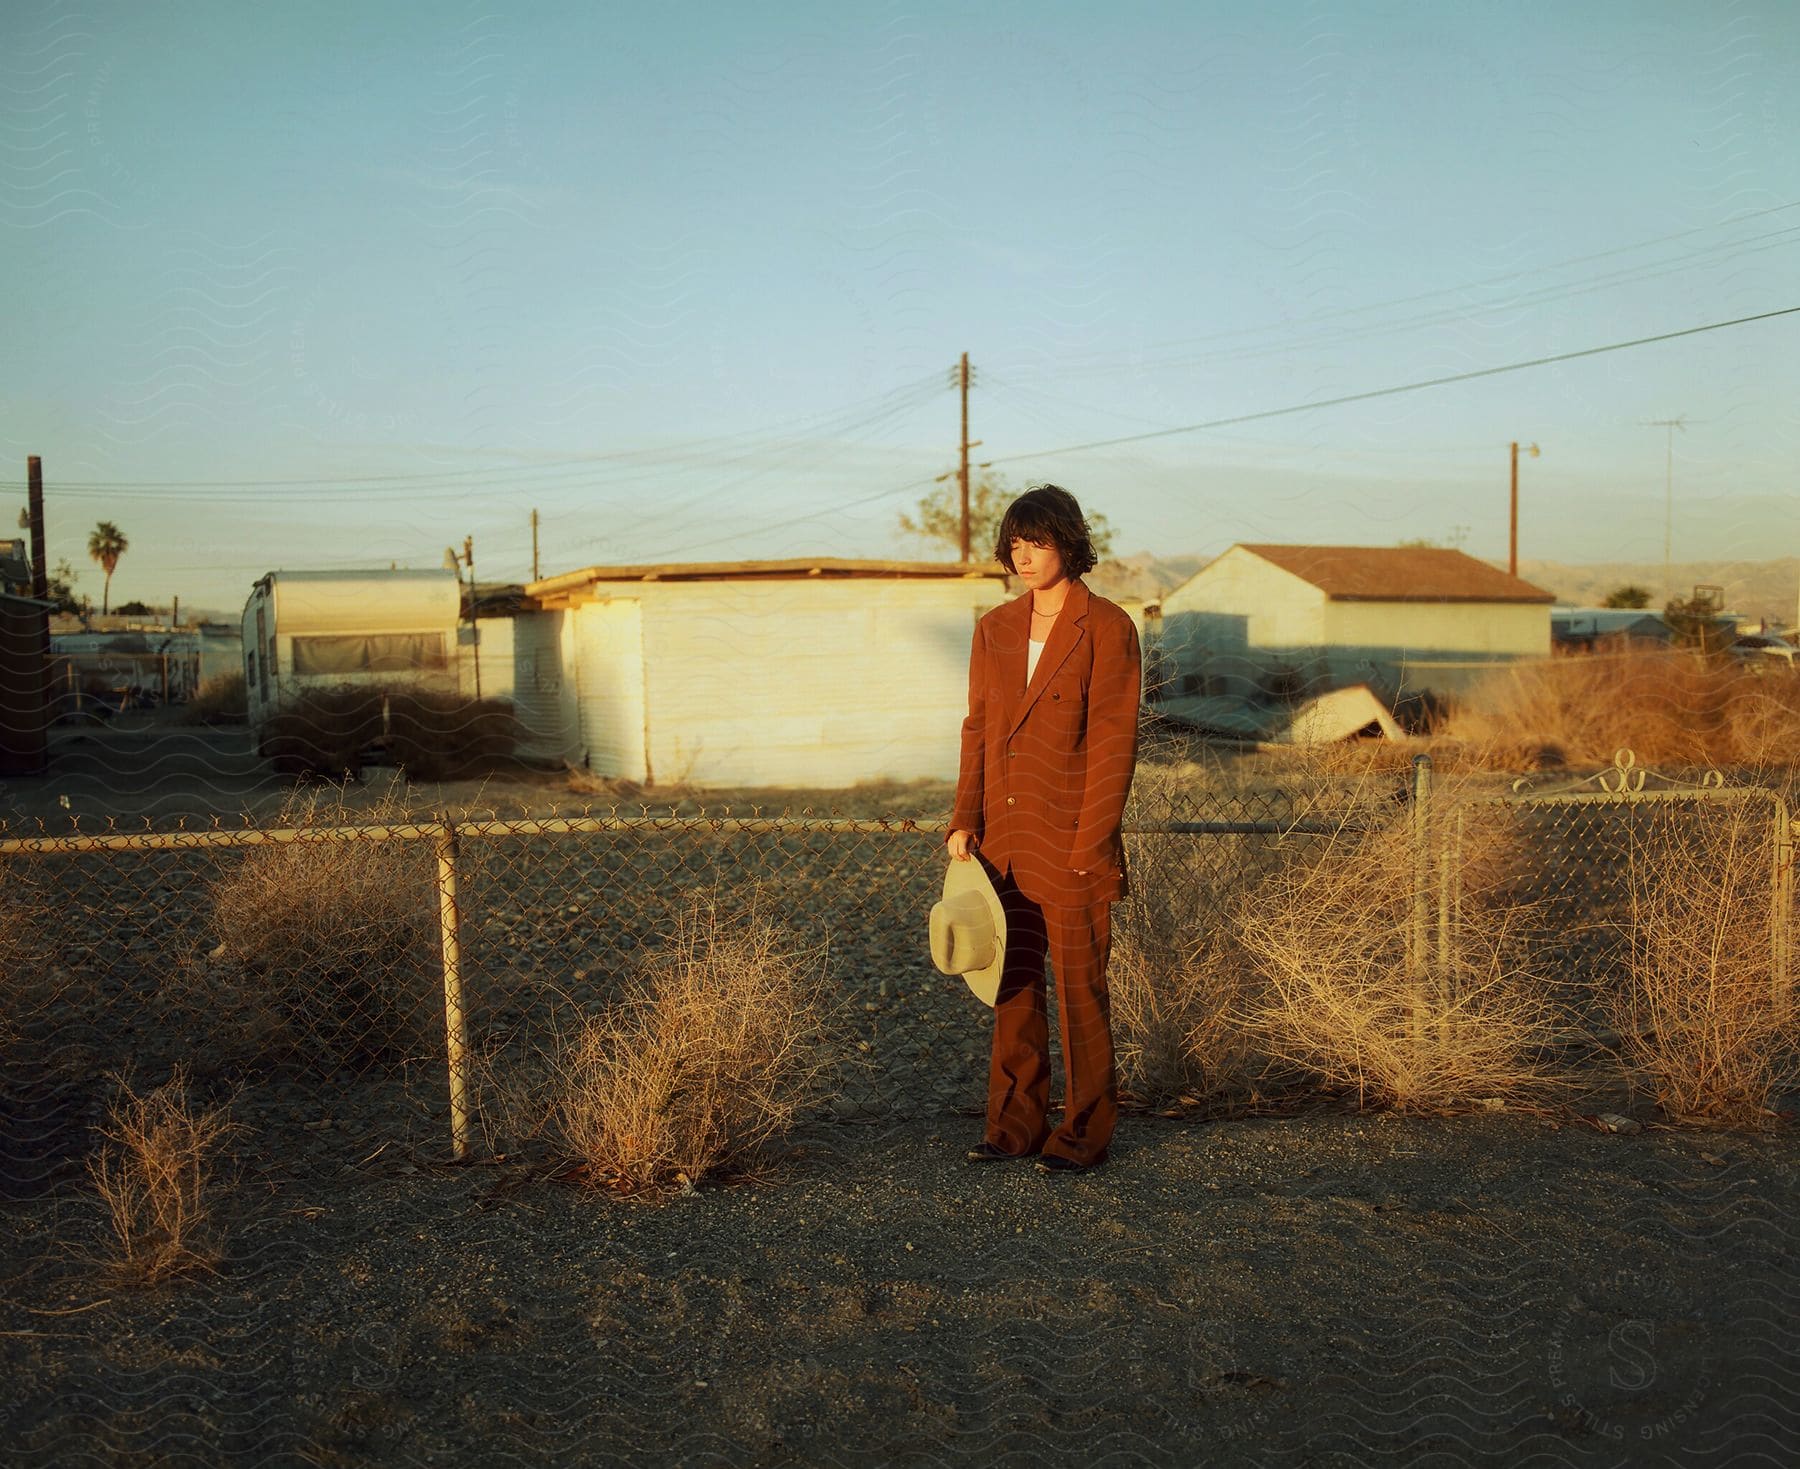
[1256,737,1435,779]
[563,761,646,802]
[1232,767,1568,1111]
[181,670,247,724]
[263,685,384,777]
[1445,649,1800,773]
[1109,757,1271,1106]
[1723,674,1800,772]
[205,785,437,1069]
[385,691,521,781]
[87,1065,237,1285]
[261,685,521,781]
[1605,799,1799,1127]
[550,885,838,1192]
[1110,744,1450,1107]
[1109,831,1265,1106]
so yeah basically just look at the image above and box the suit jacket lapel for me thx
[1007,577,1089,737]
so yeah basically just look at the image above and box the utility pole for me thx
[1643,417,1686,599]
[934,355,982,561]
[1508,441,1538,578]
[958,352,972,562]
[530,509,540,582]
[22,456,50,772]
[26,455,46,601]
[462,535,480,699]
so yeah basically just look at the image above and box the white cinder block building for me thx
[525,558,1010,787]
[1157,544,1553,707]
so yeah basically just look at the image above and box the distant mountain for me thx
[1505,557,1799,624]
[1078,551,1207,605]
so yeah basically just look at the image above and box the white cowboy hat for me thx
[929,855,1007,1006]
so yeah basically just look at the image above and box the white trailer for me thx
[241,569,462,745]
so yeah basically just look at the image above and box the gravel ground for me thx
[4,721,1797,1465]
[3,1097,1796,1466]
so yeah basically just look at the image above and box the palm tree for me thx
[87,521,129,616]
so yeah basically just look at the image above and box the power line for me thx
[15,372,949,492]
[980,306,1800,469]
[28,380,948,508]
[992,200,1800,379]
[589,381,944,555]
[635,474,946,562]
[1017,227,1800,382]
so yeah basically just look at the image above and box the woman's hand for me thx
[947,828,978,861]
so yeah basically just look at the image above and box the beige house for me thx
[525,558,1010,787]
[1156,544,1553,709]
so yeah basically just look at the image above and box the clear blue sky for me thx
[3,0,1796,614]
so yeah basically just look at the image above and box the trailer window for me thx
[289,632,449,675]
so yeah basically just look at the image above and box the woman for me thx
[946,483,1142,1173]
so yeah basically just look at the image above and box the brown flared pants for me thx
[982,862,1118,1165]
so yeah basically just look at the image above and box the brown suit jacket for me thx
[949,576,1142,907]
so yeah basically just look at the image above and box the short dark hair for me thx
[993,483,1099,578]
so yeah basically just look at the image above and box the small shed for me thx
[526,557,1011,788]
[1158,543,1553,708]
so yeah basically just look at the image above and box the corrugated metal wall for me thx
[508,611,575,762]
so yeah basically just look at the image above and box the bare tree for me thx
[899,472,1116,562]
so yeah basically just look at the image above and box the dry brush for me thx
[1606,796,1798,1127]
[1444,648,1800,774]
[549,884,843,1192]
[201,784,439,1070]
[87,1064,237,1286]
[1228,763,1570,1112]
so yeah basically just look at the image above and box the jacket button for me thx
[1007,750,1016,759]
[1005,796,1015,805]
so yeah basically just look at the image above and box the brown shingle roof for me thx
[1237,544,1554,603]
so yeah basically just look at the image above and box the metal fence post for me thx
[434,818,474,1161]
[1435,803,1463,1045]
[1409,752,1432,1047]
[1773,797,1794,1018]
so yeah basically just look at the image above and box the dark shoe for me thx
[1035,1151,1103,1174]
[966,1140,1035,1163]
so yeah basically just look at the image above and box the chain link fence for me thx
[1,750,1793,1189]
[1451,752,1794,1040]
